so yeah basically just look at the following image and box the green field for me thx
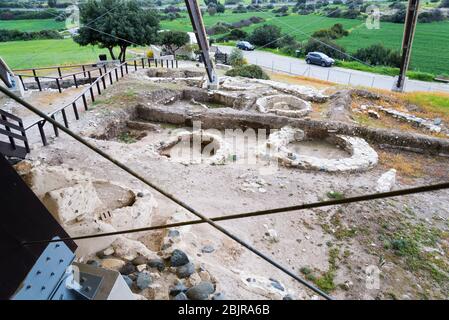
[1,12,448,75]
[161,13,449,75]
[0,38,121,69]
[0,19,66,32]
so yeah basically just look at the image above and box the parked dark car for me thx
[236,41,255,51]
[305,52,335,67]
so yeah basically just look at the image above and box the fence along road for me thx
[217,45,449,94]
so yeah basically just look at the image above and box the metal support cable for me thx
[22,181,449,244]
[0,86,333,300]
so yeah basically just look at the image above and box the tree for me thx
[74,0,159,62]
[216,2,225,13]
[249,24,282,48]
[158,31,190,56]
[48,0,57,8]
[304,37,347,60]
[418,9,445,23]
[208,5,217,16]
[440,0,449,8]
[354,44,401,67]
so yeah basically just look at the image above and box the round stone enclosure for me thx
[258,126,378,172]
[221,78,264,91]
[256,95,312,118]
[159,130,230,165]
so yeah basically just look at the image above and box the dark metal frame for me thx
[395,0,420,90]
[0,109,29,159]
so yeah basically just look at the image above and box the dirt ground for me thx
[2,65,448,300]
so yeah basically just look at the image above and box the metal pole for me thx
[395,0,420,91]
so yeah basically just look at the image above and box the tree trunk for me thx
[120,46,127,63]
[108,47,116,60]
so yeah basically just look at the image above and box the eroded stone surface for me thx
[258,126,378,172]
[256,94,312,118]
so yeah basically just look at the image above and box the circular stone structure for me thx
[258,127,378,172]
[256,94,312,118]
[221,78,264,91]
[159,130,230,165]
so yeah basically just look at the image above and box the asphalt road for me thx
[217,45,449,94]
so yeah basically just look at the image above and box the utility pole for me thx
[394,0,420,92]
[184,0,219,89]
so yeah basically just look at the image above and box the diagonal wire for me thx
[21,181,449,244]
[0,85,333,300]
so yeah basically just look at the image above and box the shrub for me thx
[304,38,347,60]
[353,43,401,68]
[418,9,445,23]
[229,28,247,40]
[228,48,246,67]
[0,29,62,42]
[440,0,449,8]
[249,24,282,48]
[225,64,269,80]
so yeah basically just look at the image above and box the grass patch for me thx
[0,19,65,32]
[0,38,138,69]
[378,151,424,179]
[382,221,449,285]
[117,131,137,144]
[326,191,345,200]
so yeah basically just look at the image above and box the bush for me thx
[418,9,445,23]
[440,0,449,8]
[304,38,347,60]
[381,9,406,23]
[353,44,401,68]
[249,24,282,48]
[312,24,348,41]
[225,64,269,80]
[0,29,62,42]
[228,48,246,67]
[0,9,59,20]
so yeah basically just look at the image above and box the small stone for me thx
[283,294,293,300]
[136,264,147,272]
[169,283,188,296]
[270,278,284,291]
[101,258,125,271]
[368,110,380,119]
[188,273,202,286]
[201,245,215,253]
[177,262,195,278]
[103,247,115,256]
[168,230,180,238]
[137,192,144,198]
[119,262,137,275]
[212,292,225,300]
[170,249,189,267]
[148,258,165,272]
[434,118,442,125]
[198,270,211,282]
[122,275,133,288]
[258,187,267,193]
[174,292,188,300]
[186,282,215,300]
[136,272,152,290]
[132,256,148,266]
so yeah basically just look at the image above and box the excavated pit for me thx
[258,127,379,172]
[256,94,312,118]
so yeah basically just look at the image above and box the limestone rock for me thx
[42,182,103,224]
[101,258,125,271]
[376,169,396,193]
